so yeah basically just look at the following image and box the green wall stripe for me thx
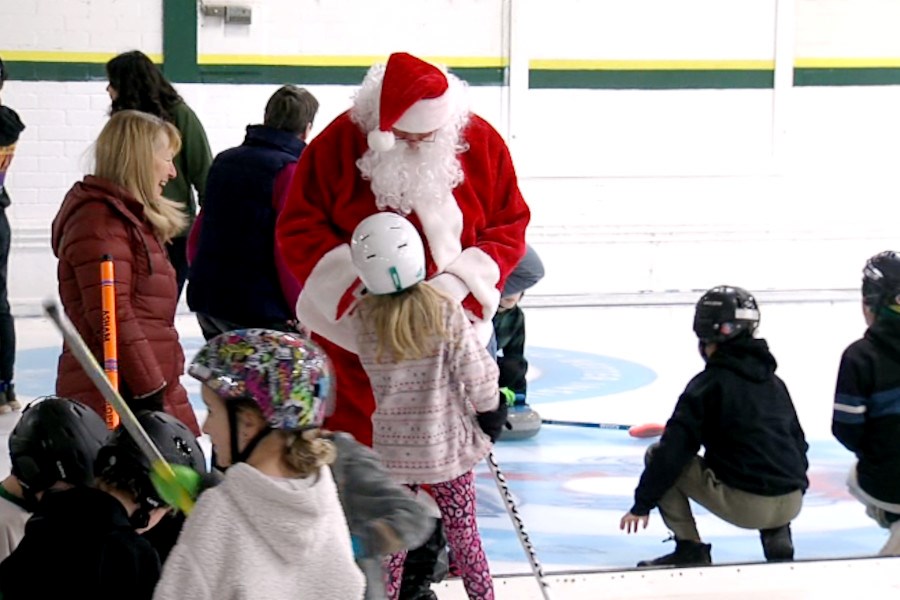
[794,67,900,87]
[8,61,900,89]
[5,61,107,81]
[162,0,199,82]
[529,69,774,90]
[197,65,506,86]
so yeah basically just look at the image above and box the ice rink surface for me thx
[3,295,900,597]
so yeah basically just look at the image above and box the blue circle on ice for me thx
[525,346,657,405]
[15,343,656,408]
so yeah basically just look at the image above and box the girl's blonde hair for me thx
[359,282,451,362]
[94,109,186,242]
[234,399,336,478]
[283,429,337,477]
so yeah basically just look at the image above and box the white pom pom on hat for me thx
[367,129,396,152]
[369,52,453,151]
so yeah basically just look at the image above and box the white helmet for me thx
[351,212,426,295]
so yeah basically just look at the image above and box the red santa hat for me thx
[367,53,453,152]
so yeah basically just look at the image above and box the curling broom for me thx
[43,299,194,515]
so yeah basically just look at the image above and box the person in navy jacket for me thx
[187,85,319,340]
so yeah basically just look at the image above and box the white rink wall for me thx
[2,0,900,313]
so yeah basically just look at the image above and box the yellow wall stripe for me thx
[795,57,900,68]
[530,59,775,71]
[197,54,508,68]
[7,51,900,71]
[1,50,163,63]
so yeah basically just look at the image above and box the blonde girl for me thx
[350,212,501,600]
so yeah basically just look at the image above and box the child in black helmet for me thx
[833,251,900,555]
[0,410,206,600]
[0,396,110,561]
[620,285,809,567]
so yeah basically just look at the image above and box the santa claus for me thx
[276,52,530,447]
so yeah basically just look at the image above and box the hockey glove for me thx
[476,391,511,443]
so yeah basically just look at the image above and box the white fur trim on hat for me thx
[393,93,453,134]
[367,129,396,152]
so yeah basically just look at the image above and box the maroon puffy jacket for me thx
[51,176,200,435]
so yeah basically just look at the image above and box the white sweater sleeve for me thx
[153,543,211,600]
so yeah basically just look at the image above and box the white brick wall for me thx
[0,0,162,54]
[796,0,900,58]
[526,0,777,60]
[199,0,505,57]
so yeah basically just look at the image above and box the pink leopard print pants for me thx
[386,470,494,599]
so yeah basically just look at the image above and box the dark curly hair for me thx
[106,50,182,122]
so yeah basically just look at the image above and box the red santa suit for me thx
[277,53,529,446]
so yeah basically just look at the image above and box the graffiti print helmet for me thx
[188,329,335,431]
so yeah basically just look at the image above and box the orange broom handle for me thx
[100,255,121,429]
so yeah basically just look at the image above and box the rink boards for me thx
[434,556,900,599]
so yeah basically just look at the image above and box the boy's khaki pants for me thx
[846,464,900,556]
[655,454,803,542]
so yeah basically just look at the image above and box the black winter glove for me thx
[476,393,510,443]
[129,385,166,413]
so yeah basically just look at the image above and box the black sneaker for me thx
[5,384,20,411]
[760,524,794,562]
[399,519,448,600]
[637,539,712,567]
[0,384,10,415]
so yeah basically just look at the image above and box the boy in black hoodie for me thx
[0,55,25,414]
[0,411,207,600]
[833,251,900,556]
[620,285,809,566]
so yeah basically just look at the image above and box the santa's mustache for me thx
[357,131,465,215]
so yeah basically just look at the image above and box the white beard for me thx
[356,127,465,215]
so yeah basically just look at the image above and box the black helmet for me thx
[862,251,900,310]
[693,285,760,343]
[9,397,111,501]
[95,411,206,527]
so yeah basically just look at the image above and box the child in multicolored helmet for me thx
[0,396,110,561]
[0,410,205,600]
[348,212,502,600]
[832,251,900,556]
[619,285,809,568]
[155,329,429,600]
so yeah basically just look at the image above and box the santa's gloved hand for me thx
[476,391,511,443]
[150,464,202,513]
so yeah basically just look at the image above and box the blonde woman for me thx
[51,110,199,435]
[348,212,502,600]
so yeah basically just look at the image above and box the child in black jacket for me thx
[833,251,900,556]
[620,285,809,567]
[0,411,207,600]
